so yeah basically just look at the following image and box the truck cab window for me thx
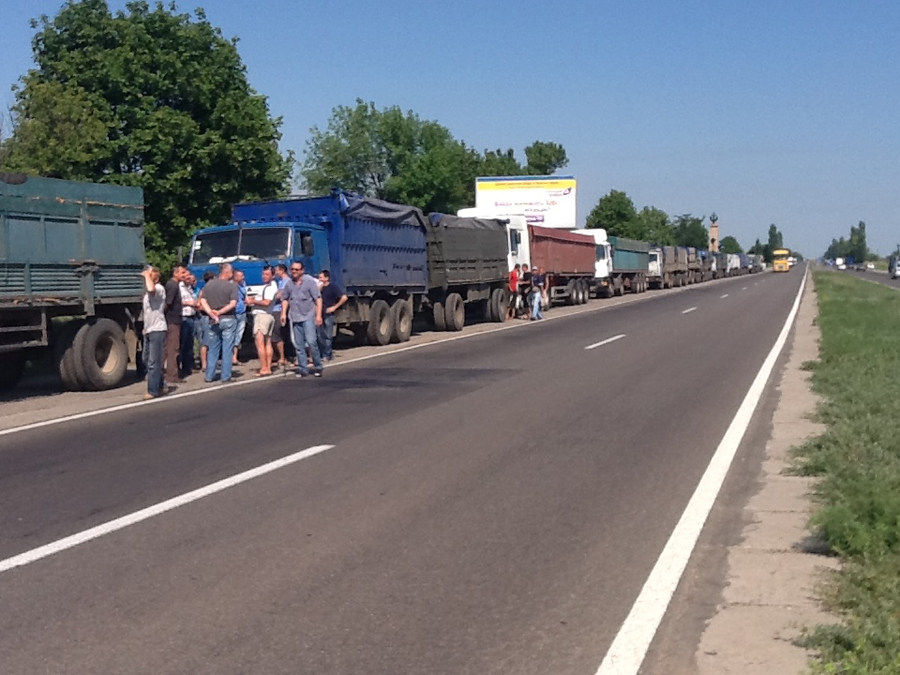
[300,232,315,257]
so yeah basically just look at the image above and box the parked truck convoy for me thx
[187,191,511,346]
[3,176,773,392]
[0,174,145,391]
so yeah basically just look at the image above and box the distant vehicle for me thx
[866,262,875,270]
[890,256,900,279]
[772,248,791,272]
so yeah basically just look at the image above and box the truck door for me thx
[293,225,330,276]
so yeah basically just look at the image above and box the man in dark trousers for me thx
[316,269,347,361]
[164,265,186,385]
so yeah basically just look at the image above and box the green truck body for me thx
[0,174,146,390]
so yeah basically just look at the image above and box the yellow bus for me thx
[772,248,790,272]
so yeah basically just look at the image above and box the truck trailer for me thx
[572,229,650,297]
[0,174,146,391]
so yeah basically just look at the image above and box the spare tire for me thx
[79,318,129,390]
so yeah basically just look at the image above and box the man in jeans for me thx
[199,263,238,383]
[141,266,168,399]
[317,269,347,361]
[280,260,323,378]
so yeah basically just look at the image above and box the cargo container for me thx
[426,213,510,330]
[0,174,146,391]
[528,225,596,305]
[572,229,650,297]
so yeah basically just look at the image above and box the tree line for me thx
[0,0,785,267]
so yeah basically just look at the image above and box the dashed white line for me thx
[681,307,697,314]
[720,294,729,298]
[0,444,335,574]
[594,270,808,675]
[585,334,626,350]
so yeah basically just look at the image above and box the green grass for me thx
[792,271,900,673]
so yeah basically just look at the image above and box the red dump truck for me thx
[526,226,596,306]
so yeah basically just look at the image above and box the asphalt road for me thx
[0,270,804,674]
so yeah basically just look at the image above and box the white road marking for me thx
[0,444,334,574]
[585,334,626,350]
[720,294,729,298]
[742,287,748,290]
[681,307,697,314]
[595,269,808,675]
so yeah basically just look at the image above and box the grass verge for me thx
[792,271,900,673]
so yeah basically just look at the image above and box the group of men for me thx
[508,263,546,321]
[141,260,347,399]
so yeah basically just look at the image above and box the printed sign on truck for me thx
[475,175,577,229]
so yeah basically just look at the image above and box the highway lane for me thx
[0,271,804,674]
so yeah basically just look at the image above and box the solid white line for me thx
[585,334,626,350]
[681,307,697,314]
[595,270,808,675]
[0,444,334,574]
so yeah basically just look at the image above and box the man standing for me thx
[232,269,248,366]
[280,261,323,378]
[247,265,278,376]
[179,273,198,377]
[530,265,545,321]
[141,267,168,399]
[199,263,238,383]
[271,263,289,369]
[317,269,347,362]
[507,263,520,319]
[164,265,185,385]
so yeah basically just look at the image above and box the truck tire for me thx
[432,300,447,331]
[56,320,89,391]
[565,280,577,305]
[78,318,129,390]
[0,352,26,390]
[390,299,413,343]
[367,299,393,346]
[579,279,590,303]
[490,287,507,322]
[444,293,465,331]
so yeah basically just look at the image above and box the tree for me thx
[632,206,674,244]
[747,238,765,256]
[524,141,568,175]
[302,99,568,214]
[586,190,637,236]
[672,214,709,249]
[823,221,869,262]
[3,0,291,267]
[719,235,743,254]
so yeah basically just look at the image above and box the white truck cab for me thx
[571,228,611,281]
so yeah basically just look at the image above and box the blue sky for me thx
[2,0,899,257]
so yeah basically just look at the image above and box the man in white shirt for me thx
[246,265,278,376]
[141,267,168,399]
[179,273,198,377]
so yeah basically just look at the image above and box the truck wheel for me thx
[490,288,507,322]
[580,279,590,303]
[444,293,465,331]
[565,280,577,305]
[367,299,393,346]
[433,300,447,331]
[390,299,413,343]
[0,352,26,390]
[78,318,128,390]
[56,320,89,391]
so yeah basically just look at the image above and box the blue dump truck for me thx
[187,190,509,345]
[0,174,146,391]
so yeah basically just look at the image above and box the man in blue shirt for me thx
[280,261,324,377]
[530,265,545,320]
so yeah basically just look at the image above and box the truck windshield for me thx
[191,227,291,264]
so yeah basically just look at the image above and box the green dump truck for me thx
[0,174,146,391]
